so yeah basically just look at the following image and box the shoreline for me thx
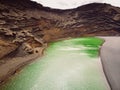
[100,37,120,90]
[0,37,71,85]
[0,47,45,86]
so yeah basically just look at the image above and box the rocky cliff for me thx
[0,0,120,59]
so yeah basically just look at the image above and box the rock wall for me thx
[0,0,120,59]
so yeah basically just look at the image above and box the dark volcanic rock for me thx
[0,0,120,59]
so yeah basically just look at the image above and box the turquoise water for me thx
[1,37,108,90]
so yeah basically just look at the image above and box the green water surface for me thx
[1,37,108,90]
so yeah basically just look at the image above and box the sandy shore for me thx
[100,37,120,90]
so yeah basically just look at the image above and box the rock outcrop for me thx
[0,0,120,59]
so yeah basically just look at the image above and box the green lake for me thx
[1,37,109,90]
